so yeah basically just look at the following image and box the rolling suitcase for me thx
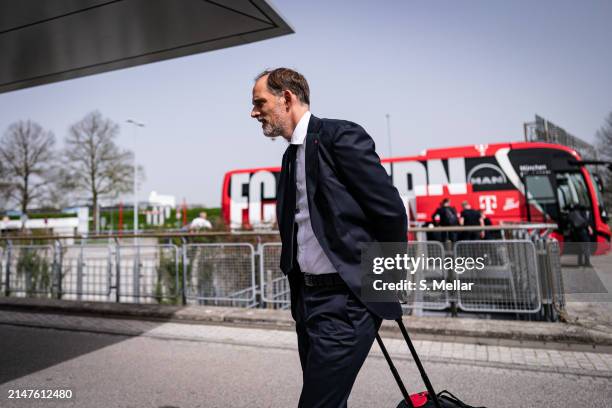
[376,318,487,408]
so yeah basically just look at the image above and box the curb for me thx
[1,297,611,348]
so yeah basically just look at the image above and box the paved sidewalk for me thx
[564,252,612,340]
[1,309,611,379]
[3,297,612,348]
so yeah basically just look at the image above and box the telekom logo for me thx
[475,144,488,157]
[479,195,497,215]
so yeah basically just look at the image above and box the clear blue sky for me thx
[1,0,610,207]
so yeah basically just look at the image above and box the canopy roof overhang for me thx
[0,0,293,94]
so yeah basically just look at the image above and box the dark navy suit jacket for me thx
[276,115,407,320]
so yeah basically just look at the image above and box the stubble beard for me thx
[262,101,288,137]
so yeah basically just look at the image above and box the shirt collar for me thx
[290,111,311,145]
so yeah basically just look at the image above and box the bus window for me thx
[591,172,604,196]
[589,169,609,221]
[555,172,591,213]
[524,175,558,222]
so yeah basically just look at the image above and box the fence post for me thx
[133,244,141,302]
[4,240,12,297]
[254,240,262,309]
[546,239,565,321]
[54,240,63,300]
[77,240,84,301]
[114,238,121,303]
[181,237,187,305]
[539,240,553,321]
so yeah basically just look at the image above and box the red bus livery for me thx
[222,142,610,251]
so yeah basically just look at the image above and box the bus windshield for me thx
[524,175,558,222]
[555,172,591,213]
[524,172,593,223]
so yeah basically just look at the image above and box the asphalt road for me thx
[0,324,610,408]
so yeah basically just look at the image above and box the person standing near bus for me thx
[426,216,443,242]
[432,198,459,242]
[568,204,593,267]
[480,209,499,240]
[459,201,485,240]
[250,67,407,407]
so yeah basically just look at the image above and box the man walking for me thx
[251,68,407,407]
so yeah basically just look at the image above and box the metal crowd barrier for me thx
[259,243,289,308]
[0,242,183,304]
[183,243,256,307]
[256,242,452,311]
[454,240,541,314]
[256,240,551,316]
[0,229,566,320]
[400,241,450,311]
[3,245,57,297]
[115,244,180,304]
[58,244,112,301]
[539,239,565,321]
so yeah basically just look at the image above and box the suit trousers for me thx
[289,273,382,408]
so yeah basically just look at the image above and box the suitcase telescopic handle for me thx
[376,319,442,408]
[375,334,414,408]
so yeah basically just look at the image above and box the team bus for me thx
[221,142,610,252]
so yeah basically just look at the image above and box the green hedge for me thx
[3,207,223,231]
[7,212,76,220]
[96,207,222,231]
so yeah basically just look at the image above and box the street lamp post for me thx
[126,119,145,241]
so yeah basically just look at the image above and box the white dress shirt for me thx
[290,111,336,274]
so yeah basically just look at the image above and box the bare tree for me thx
[0,161,10,211]
[0,120,56,214]
[42,166,78,209]
[596,112,612,159]
[595,111,612,208]
[64,111,137,231]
